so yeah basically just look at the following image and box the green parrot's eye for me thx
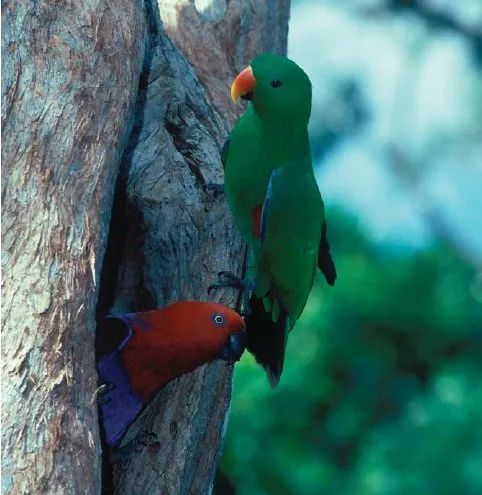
[212,314,225,327]
[271,80,282,88]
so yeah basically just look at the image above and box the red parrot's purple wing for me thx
[96,314,149,447]
[97,351,145,447]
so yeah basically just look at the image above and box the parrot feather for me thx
[318,222,337,286]
[259,168,277,242]
[245,296,289,387]
[221,139,230,170]
[224,54,337,383]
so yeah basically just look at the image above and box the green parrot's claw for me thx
[207,271,255,316]
[204,183,224,197]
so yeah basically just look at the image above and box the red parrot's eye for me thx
[212,314,225,327]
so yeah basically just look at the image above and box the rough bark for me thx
[159,0,290,123]
[1,1,146,494]
[2,0,290,493]
[107,1,290,493]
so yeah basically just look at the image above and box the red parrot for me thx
[96,301,246,447]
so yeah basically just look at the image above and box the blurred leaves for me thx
[309,80,370,165]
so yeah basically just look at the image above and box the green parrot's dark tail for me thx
[245,296,289,387]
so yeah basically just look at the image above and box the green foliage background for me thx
[217,1,482,493]
[219,212,481,494]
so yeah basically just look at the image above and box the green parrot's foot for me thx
[203,182,224,197]
[207,271,255,316]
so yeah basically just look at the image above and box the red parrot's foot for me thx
[207,271,255,316]
[95,382,115,405]
[110,431,159,462]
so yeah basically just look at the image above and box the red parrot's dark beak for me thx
[231,66,256,103]
[219,330,247,362]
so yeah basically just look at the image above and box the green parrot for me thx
[217,54,336,385]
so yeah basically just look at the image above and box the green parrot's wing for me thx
[256,166,321,323]
[244,169,290,386]
[318,222,337,286]
[259,170,275,241]
[260,171,337,286]
[221,138,230,170]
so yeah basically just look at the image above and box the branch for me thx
[360,0,482,60]
[386,145,482,268]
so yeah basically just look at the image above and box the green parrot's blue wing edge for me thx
[221,139,230,170]
[260,169,280,242]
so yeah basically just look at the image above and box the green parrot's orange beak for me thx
[231,66,256,103]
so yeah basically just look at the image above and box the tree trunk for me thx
[2,0,290,493]
[1,0,146,493]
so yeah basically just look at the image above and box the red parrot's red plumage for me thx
[96,301,246,447]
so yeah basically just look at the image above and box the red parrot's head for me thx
[161,301,247,363]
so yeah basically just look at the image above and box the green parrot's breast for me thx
[224,109,310,247]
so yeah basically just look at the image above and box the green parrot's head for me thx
[231,54,312,125]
